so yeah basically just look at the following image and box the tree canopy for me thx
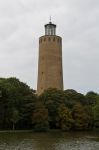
[0,78,99,131]
[0,77,36,129]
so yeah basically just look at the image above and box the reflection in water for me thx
[0,131,99,150]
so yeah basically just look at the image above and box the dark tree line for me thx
[0,77,99,131]
[0,77,36,130]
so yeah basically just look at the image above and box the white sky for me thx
[0,0,99,94]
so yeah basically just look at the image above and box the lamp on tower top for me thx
[45,18,56,36]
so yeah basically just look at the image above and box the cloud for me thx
[0,0,99,93]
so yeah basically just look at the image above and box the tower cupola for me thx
[45,22,56,36]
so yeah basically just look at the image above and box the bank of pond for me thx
[0,77,99,132]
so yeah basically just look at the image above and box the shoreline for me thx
[0,129,99,133]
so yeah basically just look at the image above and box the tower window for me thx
[42,72,44,74]
[44,38,46,41]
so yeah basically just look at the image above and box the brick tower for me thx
[37,21,63,95]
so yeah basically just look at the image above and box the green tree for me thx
[92,96,99,128]
[72,103,89,130]
[32,102,49,132]
[85,91,98,105]
[11,108,20,130]
[0,77,37,129]
[64,89,87,108]
[0,84,11,129]
[39,88,66,128]
[58,104,73,131]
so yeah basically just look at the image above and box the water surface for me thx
[0,131,99,150]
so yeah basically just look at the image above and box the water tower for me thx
[37,20,63,95]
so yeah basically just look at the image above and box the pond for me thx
[0,131,99,150]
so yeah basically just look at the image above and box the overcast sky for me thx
[0,0,99,94]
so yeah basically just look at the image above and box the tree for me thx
[11,108,20,130]
[58,104,73,131]
[64,89,87,107]
[0,83,11,129]
[85,91,98,105]
[0,77,37,129]
[39,88,66,128]
[32,102,49,132]
[92,96,99,128]
[72,103,89,130]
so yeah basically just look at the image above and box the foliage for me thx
[11,108,20,130]
[32,102,49,132]
[39,88,66,128]
[85,91,98,105]
[58,104,73,131]
[64,89,87,107]
[72,103,90,130]
[92,97,99,128]
[0,77,36,130]
[0,78,99,131]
